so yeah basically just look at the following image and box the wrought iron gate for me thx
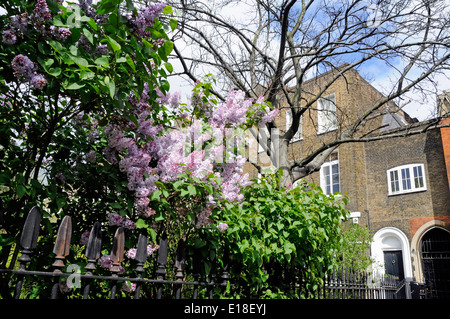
[421,227,450,299]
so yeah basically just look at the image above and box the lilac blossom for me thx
[121,282,136,292]
[147,244,159,255]
[97,44,109,55]
[10,13,29,32]
[126,248,137,259]
[104,84,276,229]
[131,3,167,37]
[217,223,228,233]
[99,254,125,273]
[85,150,96,163]
[122,218,136,230]
[11,54,35,81]
[258,107,280,128]
[30,74,47,89]
[107,213,123,226]
[54,27,72,40]
[98,254,113,269]
[2,29,16,44]
[33,0,52,22]
[80,231,90,245]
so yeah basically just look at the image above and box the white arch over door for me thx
[371,227,413,280]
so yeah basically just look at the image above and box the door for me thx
[421,228,450,298]
[384,250,405,282]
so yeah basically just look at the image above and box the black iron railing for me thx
[0,206,228,299]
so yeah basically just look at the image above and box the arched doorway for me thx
[371,227,413,282]
[421,227,450,298]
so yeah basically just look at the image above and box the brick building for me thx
[246,67,450,297]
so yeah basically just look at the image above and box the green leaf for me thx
[164,62,173,73]
[56,197,66,210]
[48,67,61,77]
[86,17,98,31]
[70,55,89,67]
[151,190,162,201]
[110,202,122,209]
[187,184,197,196]
[135,219,148,229]
[162,5,173,14]
[108,78,115,98]
[83,28,94,44]
[116,57,127,63]
[160,79,170,92]
[163,40,174,56]
[94,56,110,66]
[170,18,177,32]
[80,69,95,80]
[106,35,121,52]
[96,0,121,15]
[16,185,27,199]
[125,54,136,71]
[65,81,85,90]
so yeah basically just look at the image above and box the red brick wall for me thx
[410,216,450,238]
[440,118,450,191]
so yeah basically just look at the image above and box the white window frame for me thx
[387,164,427,196]
[318,93,337,134]
[286,109,302,142]
[320,151,340,195]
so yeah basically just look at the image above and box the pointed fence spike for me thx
[52,215,72,270]
[135,233,148,264]
[157,232,168,267]
[20,206,41,251]
[52,216,72,257]
[110,227,125,273]
[85,222,102,260]
[14,206,42,298]
[175,239,186,271]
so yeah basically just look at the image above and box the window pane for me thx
[413,166,424,188]
[401,168,411,190]
[318,95,337,133]
[332,163,340,193]
[324,166,331,194]
[390,170,399,193]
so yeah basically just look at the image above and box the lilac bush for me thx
[0,0,279,298]
[101,79,277,236]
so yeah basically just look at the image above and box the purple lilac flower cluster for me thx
[131,3,167,37]
[125,244,159,259]
[50,26,72,40]
[2,1,72,46]
[33,0,52,22]
[104,84,277,230]
[98,254,125,273]
[11,54,47,89]
[2,12,28,45]
[107,212,136,230]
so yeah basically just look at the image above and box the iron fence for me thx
[0,206,229,299]
[0,206,428,299]
[265,265,413,299]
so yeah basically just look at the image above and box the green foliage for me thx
[192,172,351,298]
[336,223,374,272]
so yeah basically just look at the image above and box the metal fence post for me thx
[134,233,148,299]
[83,222,102,299]
[14,206,41,299]
[156,232,168,299]
[51,215,72,299]
[109,227,124,299]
